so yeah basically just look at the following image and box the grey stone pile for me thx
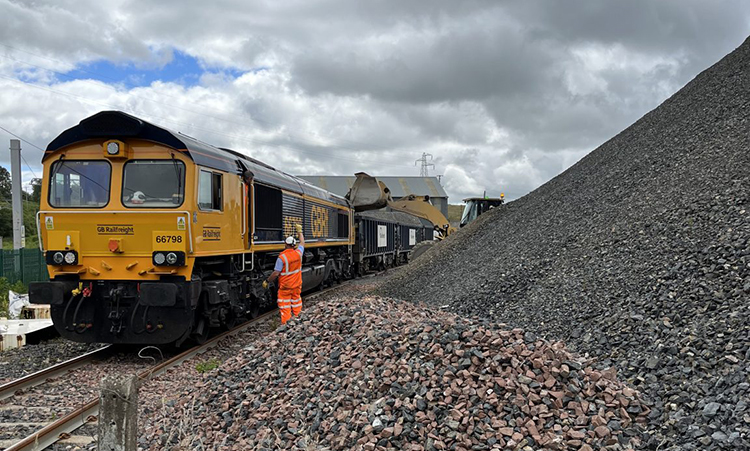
[379,38,750,449]
[153,295,649,450]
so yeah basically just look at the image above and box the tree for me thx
[0,207,11,238]
[28,178,42,203]
[0,166,10,201]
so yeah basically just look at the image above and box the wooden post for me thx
[98,374,138,451]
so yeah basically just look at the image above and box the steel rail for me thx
[4,283,346,451]
[0,345,112,402]
[4,399,99,451]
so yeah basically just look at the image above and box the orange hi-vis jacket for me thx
[278,248,302,291]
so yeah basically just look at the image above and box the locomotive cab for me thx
[32,118,213,344]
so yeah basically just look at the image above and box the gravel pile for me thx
[378,38,750,449]
[141,293,649,450]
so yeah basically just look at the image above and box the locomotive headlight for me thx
[153,251,184,266]
[103,140,127,159]
[153,252,166,265]
[106,141,120,155]
[46,250,76,266]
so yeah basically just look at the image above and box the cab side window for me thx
[199,169,222,211]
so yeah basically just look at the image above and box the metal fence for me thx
[0,249,48,285]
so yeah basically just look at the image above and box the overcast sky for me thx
[1,1,749,202]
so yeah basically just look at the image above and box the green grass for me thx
[1,235,39,250]
[195,358,221,373]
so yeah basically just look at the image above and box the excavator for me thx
[346,172,456,259]
[460,194,505,228]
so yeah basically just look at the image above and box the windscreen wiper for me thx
[49,154,65,180]
[171,153,182,199]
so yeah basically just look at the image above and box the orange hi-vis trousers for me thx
[277,286,302,324]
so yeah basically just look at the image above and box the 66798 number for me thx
[155,235,182,244]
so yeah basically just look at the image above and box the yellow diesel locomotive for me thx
[29,111,354,345]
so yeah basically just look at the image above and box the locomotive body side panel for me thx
[250,187,354,251]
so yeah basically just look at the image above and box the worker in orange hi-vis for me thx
[263,224,305,324]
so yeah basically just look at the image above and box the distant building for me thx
[299,176,449,217]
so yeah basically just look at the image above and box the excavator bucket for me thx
[346,172,393,212]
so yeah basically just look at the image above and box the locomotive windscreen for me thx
[49,160,111,208]
[122,160,185,207]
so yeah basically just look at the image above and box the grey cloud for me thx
[1,0,750,205]
[512,1,748,55]
[291,18,558,104]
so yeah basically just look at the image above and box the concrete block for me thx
[98,374,138,451]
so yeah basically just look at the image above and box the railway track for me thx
[0,278,357,451]
[0,346,113,449]
[0,345,152,451]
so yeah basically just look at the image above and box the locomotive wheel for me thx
[222,309,238,330]
[249,301,261,319]
[191,316,210,345]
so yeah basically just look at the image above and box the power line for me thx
[0,125,45,152]
[0,125,41,180]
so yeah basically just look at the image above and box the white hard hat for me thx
[285,236,296,245]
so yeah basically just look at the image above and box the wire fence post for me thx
[39,249,46,281]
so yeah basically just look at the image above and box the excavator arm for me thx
[346,173,455,240]
[387,194,455,239]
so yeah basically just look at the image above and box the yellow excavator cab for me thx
[460,196,504,228]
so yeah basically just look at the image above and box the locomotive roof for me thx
[45,111,348,206]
